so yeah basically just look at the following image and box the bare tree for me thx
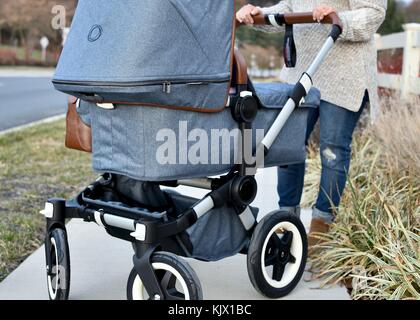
[0,0,77,59]
[404,1,420,22]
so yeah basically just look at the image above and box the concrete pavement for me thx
[0,168,349,300]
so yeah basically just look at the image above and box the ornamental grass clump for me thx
[304,98,420,300]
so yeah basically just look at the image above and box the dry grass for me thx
[371,96,420,177]
[303,97,420,300]
[0,120,94,281]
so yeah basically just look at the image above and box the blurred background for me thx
[0,0,417,68]
[238,0,419,73]
[0,0,419,132]
[0,0,76,67]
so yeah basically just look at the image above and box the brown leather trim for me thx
[284,12,343,30]
[65,96,92,153]
[233,49,248,86]
[96,99,229,113]
[251,14,267,25]
[235,13,266,27]
[68,95,78,104]
[229,0,238,87]
[241,12,343,30]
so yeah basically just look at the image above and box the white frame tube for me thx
[307,37,334,77]
[193,196,215,219]
[261,36,335,152]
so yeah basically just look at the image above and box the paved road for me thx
[0,77,66,132]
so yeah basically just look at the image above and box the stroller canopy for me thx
[54,0,236,112]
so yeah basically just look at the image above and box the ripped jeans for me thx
[277,92,368,223]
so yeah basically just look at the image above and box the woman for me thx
[237,1,387,247]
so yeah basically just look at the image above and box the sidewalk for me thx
[0,168,350,300]
[0,66,55,78]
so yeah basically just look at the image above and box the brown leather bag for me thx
[65,96,92,153]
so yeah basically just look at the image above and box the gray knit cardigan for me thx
[254,0,387,114]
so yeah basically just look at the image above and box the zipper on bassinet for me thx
[162,82,171,94]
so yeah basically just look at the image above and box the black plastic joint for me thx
[274,13,286,26]
[289,82,306,106]
[233,95,258,123]
[330,25,343,42]
[177,209,198,231]
[209,191,226,209]
[47,198,66,222]
[230,176,258,207]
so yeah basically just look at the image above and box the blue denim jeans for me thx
[277,92,368,223]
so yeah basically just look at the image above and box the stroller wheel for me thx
[127,252,203,300]
[45,228,71,300]
[247,211,307,298]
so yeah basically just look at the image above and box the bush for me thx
[303,97,420,300]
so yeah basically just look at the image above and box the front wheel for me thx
[127,252,203,300]
[247,211,307,298]
[45,228,71,300]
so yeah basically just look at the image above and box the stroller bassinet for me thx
[54,0,320,181]
[75,82,319,181]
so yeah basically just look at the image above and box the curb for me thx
[0,114,66,137]
[0,68,55,78]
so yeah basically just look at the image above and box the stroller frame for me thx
[42,12,343,300]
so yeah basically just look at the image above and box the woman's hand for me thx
[236,4,262,25]
[313,6,336,23]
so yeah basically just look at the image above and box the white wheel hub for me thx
[47,237,59,299]
[261,221,303,288]
[132,262,190,300]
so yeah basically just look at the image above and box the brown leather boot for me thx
[308,218,331,250]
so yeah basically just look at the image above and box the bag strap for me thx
[283,24,297,68]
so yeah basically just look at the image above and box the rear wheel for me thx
[247,211,307,298]
[45,228,71,300]
[127,252,202,300]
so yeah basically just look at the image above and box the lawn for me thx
[0,120,94,281]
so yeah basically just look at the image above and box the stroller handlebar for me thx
[239,12,343,37]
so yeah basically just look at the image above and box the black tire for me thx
[45,228,71,300]
[127,252,203,300]
[247,211,307,298]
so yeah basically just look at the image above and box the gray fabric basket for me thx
[167,191,259,262]
[77,82,320,181]
[53,0,235,112]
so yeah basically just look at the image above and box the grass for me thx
[303,98,420,300]
[0,120,94,281]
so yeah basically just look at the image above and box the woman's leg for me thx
[277,107,319,213]
[313,94,368,223]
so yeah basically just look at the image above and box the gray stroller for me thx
[41,0,343,300]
